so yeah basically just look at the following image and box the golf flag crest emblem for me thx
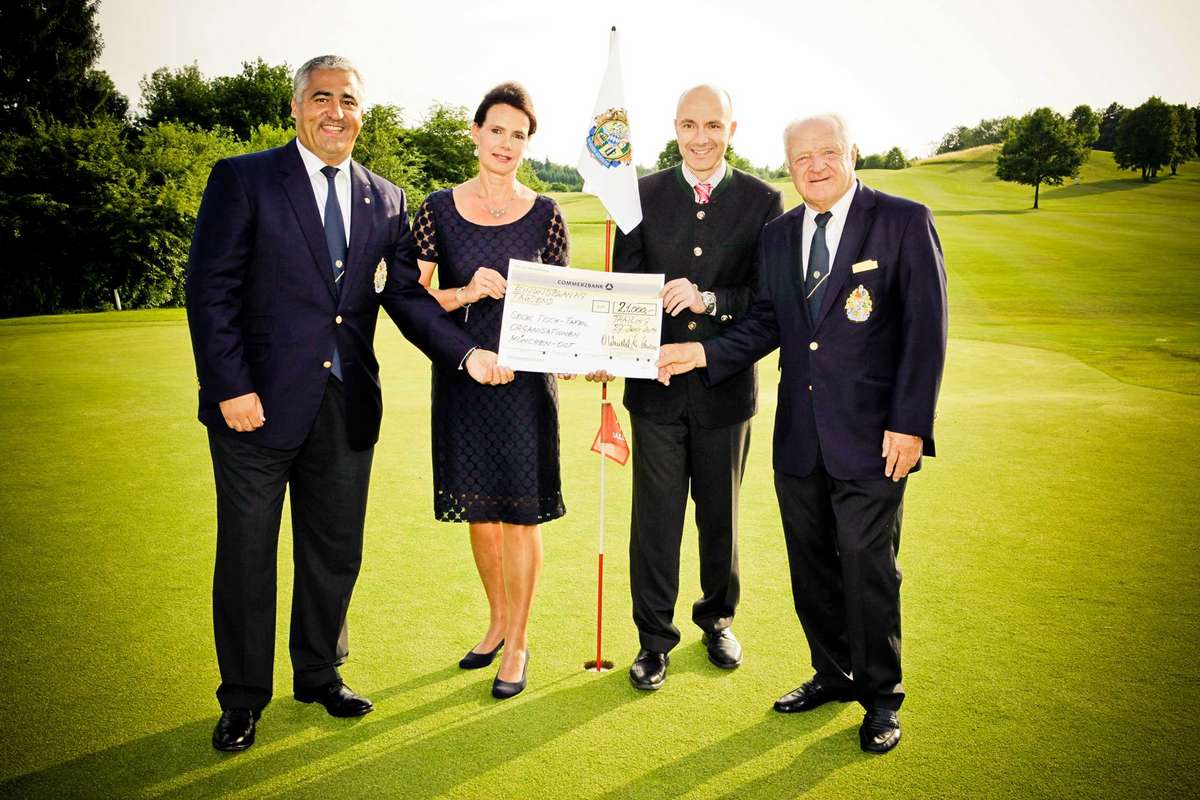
[845,284,872,322]
[373,258,387,294]
[577,27,642,234]
[587,109,633,168]
[591,403,630,466]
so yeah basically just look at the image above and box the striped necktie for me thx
[321,166,348,294]
[694,182,712,204]
[805,211,833,321]
[320,165,346,379]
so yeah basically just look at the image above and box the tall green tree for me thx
[516,160,547,193]
[1168,104,1196,175]
[935,117,1015,154]
[138,60,292,138]
[208,59,293,139]
[883,147,907,170]
[407,104,477,188]
[139,64,216,129]
[1114,96,1178,180]
[0,117,227,315]
[995,107,1087,209]
[1068,104,1100,148]
[0,0,127,128]
[353,105,428,202]
[1095,102,1125,151]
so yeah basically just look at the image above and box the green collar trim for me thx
[674,163,735,202]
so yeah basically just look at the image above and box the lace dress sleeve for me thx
[543,201,570,267]
[412,197,438,261]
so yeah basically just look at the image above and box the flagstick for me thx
[587,216,616,673]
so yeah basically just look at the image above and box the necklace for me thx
[477,177,514,218]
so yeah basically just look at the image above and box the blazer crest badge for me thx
[845,284,872,323]
[586,108,633,168]
[373,258,387,294]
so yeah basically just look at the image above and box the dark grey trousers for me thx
[774,460,906,711]
[207,378,373,712]
[628,410,750,653]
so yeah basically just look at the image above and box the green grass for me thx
[559,148,1200,394]
[1,152,1198,798]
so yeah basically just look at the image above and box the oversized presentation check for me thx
[498,259,664,378]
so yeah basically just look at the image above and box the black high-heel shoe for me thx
[459,639,504,670]
[491,650,530,699]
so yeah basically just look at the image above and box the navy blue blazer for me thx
[186,140,476,452]
[704,183,948,480]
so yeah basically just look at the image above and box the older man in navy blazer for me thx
[187,55,507,753]
[659,114,947,753]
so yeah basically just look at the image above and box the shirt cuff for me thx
[458,346,477,370]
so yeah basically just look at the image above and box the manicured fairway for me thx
[0,149,1197,798]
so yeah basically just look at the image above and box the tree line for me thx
[3,2,1195,315]
[936,99,1198,207]
[1,1,576,316]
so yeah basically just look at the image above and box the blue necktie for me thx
[805,211,832,321]
[321,166,346,379]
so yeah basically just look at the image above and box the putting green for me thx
[0,147,1197,798]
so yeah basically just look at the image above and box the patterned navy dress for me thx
[412,189,569,525]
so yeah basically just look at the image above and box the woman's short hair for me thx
[473,82,537,136]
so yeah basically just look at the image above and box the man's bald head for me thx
[676,85,733,119]
[674,85,737,181]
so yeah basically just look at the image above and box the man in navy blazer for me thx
[186,55,507,753]
[658,114,947,753]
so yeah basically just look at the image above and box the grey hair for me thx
[292,55,365,104]
[782,114,854,152]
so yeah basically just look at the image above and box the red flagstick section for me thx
[596,217,614,671]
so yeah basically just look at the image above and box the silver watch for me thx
[701,291,717,316]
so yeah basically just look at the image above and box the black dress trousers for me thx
[628,409,750,653]
[773,458,906,711]
[207,378,373,712]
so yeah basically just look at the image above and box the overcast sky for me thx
[97,0,1199,167]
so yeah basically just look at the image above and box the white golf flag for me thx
[577,27,642,235]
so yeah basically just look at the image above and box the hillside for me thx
[553,149,1200,394]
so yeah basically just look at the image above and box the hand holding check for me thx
[655,342,707,385]
[466,348,515,385]
[659,277,706,317]
[464,267,507,303]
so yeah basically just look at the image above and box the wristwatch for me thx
[701,291,717,316]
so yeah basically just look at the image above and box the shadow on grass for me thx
[933,209,1035,217]
[0,666,462,799]
[182,667,642,798]
[0,665,642,798]
[598,706,859,799]
[1041,178,1151,199]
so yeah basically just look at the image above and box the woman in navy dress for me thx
[413,82,568,699]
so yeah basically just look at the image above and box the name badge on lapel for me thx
[852,259,878,274]
[373,258,387,294]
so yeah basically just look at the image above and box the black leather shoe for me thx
[860,709,901,753]
[628,649,669,691]
[212,708,259,752]
[773,678,857,713]
[294,681,374,717]
[491,650,529,699]
[702,629,742,669]
[460,639,504,670]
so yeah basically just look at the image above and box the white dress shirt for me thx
[295,139,351,245]
[801,180,859,280]
[681,159,728,195]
